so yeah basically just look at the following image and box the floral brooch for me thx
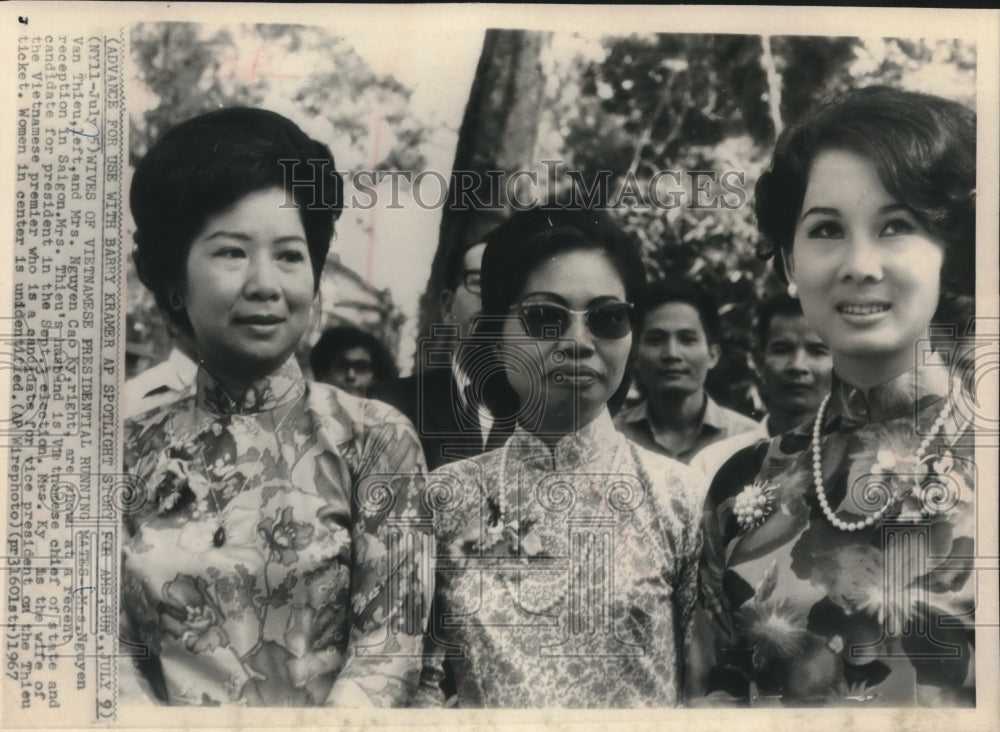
[734,479,776,531]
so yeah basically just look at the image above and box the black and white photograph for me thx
[2,3,997,729]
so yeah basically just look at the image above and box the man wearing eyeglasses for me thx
[614,279,759,465]
[373,231,512,470]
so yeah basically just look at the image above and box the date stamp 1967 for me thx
[2,3,998,730]
[7,27,124,721]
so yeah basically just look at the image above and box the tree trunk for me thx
[414,29,548,358]
[760,35,784,139]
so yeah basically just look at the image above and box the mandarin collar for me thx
[195,357,306,416]
[507,409,625,471]
[824,352,951,431]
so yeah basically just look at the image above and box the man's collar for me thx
[699,395,727,434]
[166,347,198,380]
[616,399,651,425]
[619,392,720,435]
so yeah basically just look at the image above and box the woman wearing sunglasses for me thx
[416,205,705,707]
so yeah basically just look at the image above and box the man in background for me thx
[689,292,832,480]
[373,228,511,470]
[310,325,398,398]
[615,279,759,464]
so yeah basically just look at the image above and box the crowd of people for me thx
[120,84,977,708]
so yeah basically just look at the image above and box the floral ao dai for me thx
[418,411,704,707]
[120,358,432,707]
[701,360,975,706]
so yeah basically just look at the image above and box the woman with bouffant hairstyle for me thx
[699,86,977,707]
[130,107,343,332]
[121,108,431,707]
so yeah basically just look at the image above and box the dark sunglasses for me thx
[512,301,635,340]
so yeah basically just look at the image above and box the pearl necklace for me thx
[492,439,563,616]
[811,385,955,532]
[493,435,650,613]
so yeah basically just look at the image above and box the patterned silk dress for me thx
[417,410,705,707]
[700,358,975,707]
[120,358,432,706]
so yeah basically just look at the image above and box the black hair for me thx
[481,206,648,323]
[130,107,343,334]
[755,292,805,349]
[754,85,975,299]
[478,204,648,417]
[309,325,398,384]
[443,237,487,293]
[441,211,507,292]
[644,278,721,346]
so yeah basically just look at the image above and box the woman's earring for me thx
[168,291,185,310]
[786,282,798,299]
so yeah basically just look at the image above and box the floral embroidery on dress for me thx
[120,358,432,707]
[158,573,231,653]
[416,410,705,708]
[701,360,976,707]
[258,507,315,566]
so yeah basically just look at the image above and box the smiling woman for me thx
[787,149,947,386]
[699,86,977,707]
[416,205,705,708]
[120,108,432,707]
[182,188,316,391]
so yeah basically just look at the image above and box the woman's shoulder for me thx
[428,449,501,486]
[123,393,197,453]
[306,380,418,430]
[305,381,429,475]
[125,391,193,428]
[707,438,773,502]
[628,439,708,511]
[632,441,703,484]
[122,395,200,489]
[706,424,813,510]
[427,450,505,537]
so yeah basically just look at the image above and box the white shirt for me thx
[123,348,197,418]
[451,362,494,448]
[688,416,769,487]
